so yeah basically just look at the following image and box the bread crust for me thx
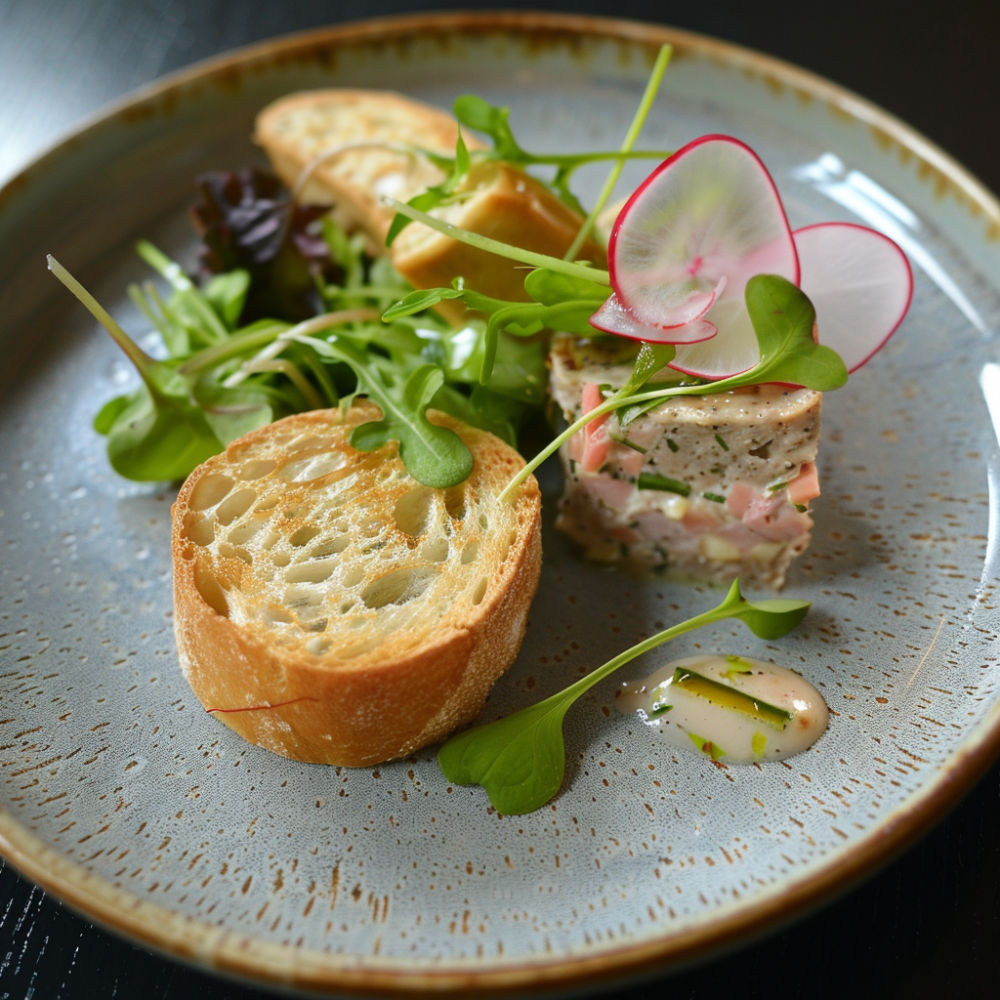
[171,403,541,766]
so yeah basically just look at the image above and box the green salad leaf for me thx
[299,335,473,487]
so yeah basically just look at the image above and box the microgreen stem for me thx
[383,198,611,284]
[180,322,288,374]
[219,309,382,388]
[135,240,228,344]
[47,254,157,384]
[241,358,326,410]
[564,44,673,262]
[498,379,710,503]
[548,591,757,706]
[182,308,380,376]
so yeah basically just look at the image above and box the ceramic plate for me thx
[1,11,997,996]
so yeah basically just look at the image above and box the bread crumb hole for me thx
[471,577,488,605]
[361,567,436,609]
[216,488,257,525]
[278,451,346,483]
[393,486,434,536]
[420,537,449,563]
[217,542,252,566]
[460,540,479,565]
[193,564,229,617]
[444,486,466,521]
[307,637,331,655]
[189,473,234,511]
[185,514,215,547]
[240,459,276,480]
[226,519,265,546]
[272,551,291,567]
[310,536,350,558]
[290,525,321,547]
[285,559,336,584]
[262,607,294,626]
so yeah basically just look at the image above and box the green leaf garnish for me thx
[437,580,809,814]
[738,274,849,391]
[298,336,473,488]
[49,255,224,482]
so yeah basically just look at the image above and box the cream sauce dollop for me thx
[618,654,828,763]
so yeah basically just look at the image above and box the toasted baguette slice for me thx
[254,89,605,313]
[254,89,475,251]
[171,402,542,767]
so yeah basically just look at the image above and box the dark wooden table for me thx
[2,1,998,997]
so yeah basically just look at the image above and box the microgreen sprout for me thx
[437,579,810,814]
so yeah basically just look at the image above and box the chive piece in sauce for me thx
[673,667,792,731]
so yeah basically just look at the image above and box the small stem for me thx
[384,198,611,285]
[180,322,288,374]
[561,600,738,702]
[183,308,379,376]
[564,44,673,261]
[47,254,157,384]
[220,309,381,388]
[498,372,729,503]
[241,358,325,410]
[135,240,228,344]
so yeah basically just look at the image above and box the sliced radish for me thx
[608,135,799,334]
[793,222,913,373]
[589,291,718,344]
[668,294,770,378]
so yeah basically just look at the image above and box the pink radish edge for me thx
[793,221,914,373]
[589,292,719,344]
[608,134,800,341]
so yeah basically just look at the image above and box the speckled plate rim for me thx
[1,10,998,997]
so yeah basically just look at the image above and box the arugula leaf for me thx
[438,580,810,814]
[297,335,473,488]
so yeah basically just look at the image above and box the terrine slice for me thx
[549,333,822,588]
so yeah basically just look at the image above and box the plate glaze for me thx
[1,11,998,996]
